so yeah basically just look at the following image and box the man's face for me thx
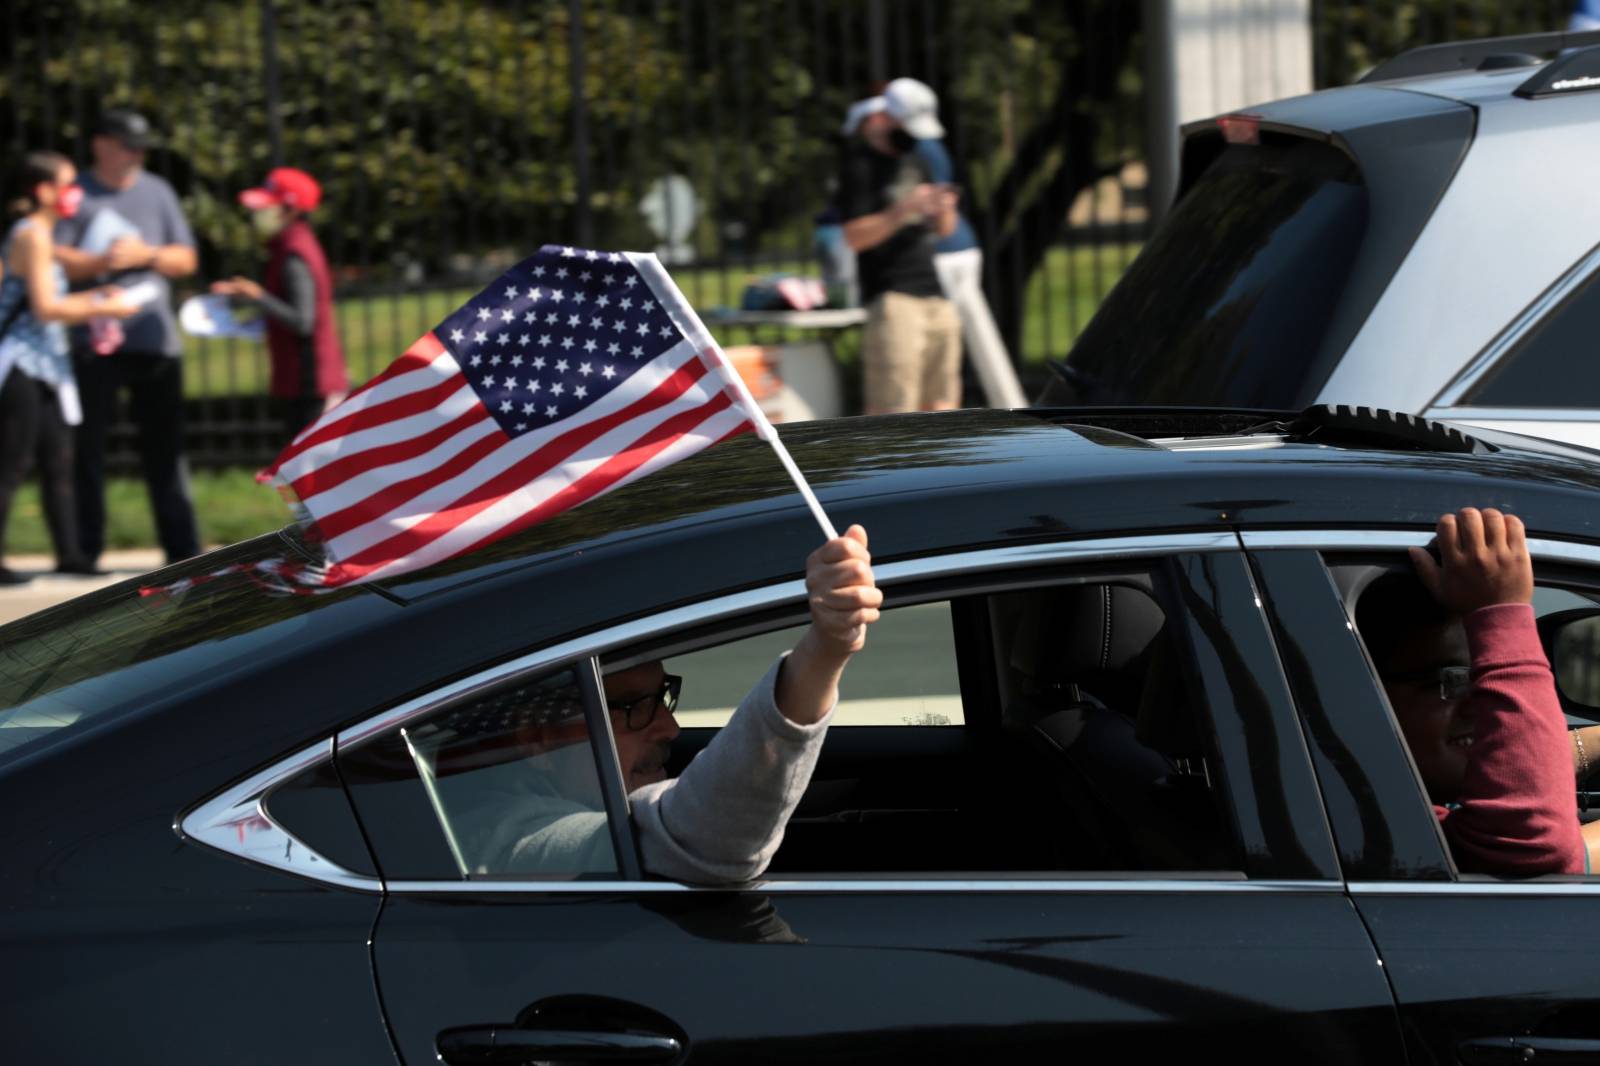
[860,111,900,155]
[92,134,145,176]
[604,660,680,792]
[1381,619,1474,802]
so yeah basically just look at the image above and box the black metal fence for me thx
[0,0,1579,470]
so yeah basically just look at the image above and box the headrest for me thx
[1009,583,1166,685]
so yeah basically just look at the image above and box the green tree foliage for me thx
[2,0,1569,361]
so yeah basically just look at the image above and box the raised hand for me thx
[804,524,882,656]
[1409,507,1534,614]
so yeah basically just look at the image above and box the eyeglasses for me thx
[608,673,681,731]
[1383,665,1472,702]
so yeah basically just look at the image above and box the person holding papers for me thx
[211,167,350,445]
[55,108,202,569]
[0,151,137,583]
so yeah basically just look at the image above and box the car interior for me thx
[337,570,1244,881]
[642,573,1240,878]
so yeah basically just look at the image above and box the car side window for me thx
[1341,561,1600,877]
[341,568,1247,883]
[339,666,620,880]
[668,601,963,727]
[1465,264,1600,407]
[644,575,1241,877]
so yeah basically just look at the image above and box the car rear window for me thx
[1061,136,1369,408]
[0,538,372,769]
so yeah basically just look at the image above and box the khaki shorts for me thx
[862,291,963,413]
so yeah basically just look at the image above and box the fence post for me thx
[867,0,887,82]
[568,0,594,246]
[259,0,285,167]
[1143,0,1178,224]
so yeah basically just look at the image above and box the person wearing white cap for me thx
[837,83,962,415]
[883,78,1026,410]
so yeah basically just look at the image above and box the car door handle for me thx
[437,1025,682,1064]
[1461,1036,1600,1064]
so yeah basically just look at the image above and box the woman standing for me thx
[211,167,349,446]
[0,152,135,584]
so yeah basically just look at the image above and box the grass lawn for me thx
[4,469,292,557]
[179,243,1137,396]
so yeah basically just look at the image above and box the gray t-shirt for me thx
[59,170,195,357]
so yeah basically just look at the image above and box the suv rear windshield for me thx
[1061,136,1368,408]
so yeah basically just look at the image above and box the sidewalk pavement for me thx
[0,549,168,627]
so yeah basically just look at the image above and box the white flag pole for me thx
[628,253,841,542]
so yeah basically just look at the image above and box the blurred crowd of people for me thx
[1,81,1013,582]
[0,108,347,583]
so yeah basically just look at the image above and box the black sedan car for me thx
[4,405,1600,1065]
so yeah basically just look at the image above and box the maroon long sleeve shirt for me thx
[1436,603,1585,876]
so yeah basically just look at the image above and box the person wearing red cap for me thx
[212,167,349,444]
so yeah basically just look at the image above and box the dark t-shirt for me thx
[837,141,943,303]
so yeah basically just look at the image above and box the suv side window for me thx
[1465,264,1600,407]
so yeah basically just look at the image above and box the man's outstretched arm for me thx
[634,525,882,883]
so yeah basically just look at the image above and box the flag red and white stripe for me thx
[261,247,783,588]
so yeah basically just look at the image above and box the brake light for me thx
[1218,113,1262,145]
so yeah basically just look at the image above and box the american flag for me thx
[262,246,771,587]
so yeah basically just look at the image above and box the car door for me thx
[347,535,1402,1065]
[1247,530,1600,1066]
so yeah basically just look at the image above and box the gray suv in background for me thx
[1050,29,1600,450]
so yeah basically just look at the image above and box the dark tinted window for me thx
[1062,136,1367,407]
[1466,262,1600,407]
[339,665,620,879]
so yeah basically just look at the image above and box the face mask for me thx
[250,205,288,239]
[55,183,83,219]
[888,128,918,153]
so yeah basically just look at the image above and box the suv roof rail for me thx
[1279,404,1492,454]
[1515,43,1600,98]
[1360,28,1600,84]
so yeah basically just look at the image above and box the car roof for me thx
[12,407,1600,791]
[374,407,1600,602]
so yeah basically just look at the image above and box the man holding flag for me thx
[456,525,880,883]
[255,243,875,882]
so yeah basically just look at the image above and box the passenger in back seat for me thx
[1356,507,1585,877]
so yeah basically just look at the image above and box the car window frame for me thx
[1243,528,1600,895]
[185,530,1345,896]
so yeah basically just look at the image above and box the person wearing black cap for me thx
[55,107,202,568]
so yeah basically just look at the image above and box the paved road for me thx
[0,550,167,627]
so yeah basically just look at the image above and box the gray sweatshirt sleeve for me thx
[253,254,317,336]
[631,653,832,884]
